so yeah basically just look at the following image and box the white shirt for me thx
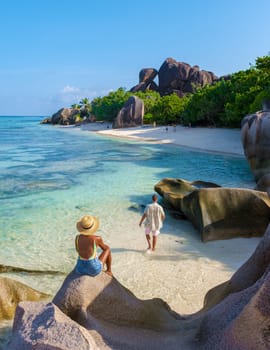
[144,202,165,231]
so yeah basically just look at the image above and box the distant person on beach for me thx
[75,215,112,276]
[139,194,166,252]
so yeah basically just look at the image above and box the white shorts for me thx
[145,227,160,237]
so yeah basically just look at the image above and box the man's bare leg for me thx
[146,234,151,250]
[152,236,157,251]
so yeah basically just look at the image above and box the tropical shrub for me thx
[134,90,161,115]
[91,88,131,121]
[152,93,190,125]
[249,87,270,112]
[182,55,270,127]
[143,113,154,124]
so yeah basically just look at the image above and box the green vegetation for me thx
[91,87,128,120]
[182,55,270,127]
[71,97,92,120]
[150,93,189,125]
[71,55,270,128]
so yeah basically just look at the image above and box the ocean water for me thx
[0,116,256,340]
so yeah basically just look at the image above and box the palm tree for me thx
[79,98,92,117]
[71,103,81,110]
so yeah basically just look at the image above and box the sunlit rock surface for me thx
[7,227,270,350]
[113,95,144,129]
[241,101,270,189]
[0,276,49,320]
[155,178,270,241]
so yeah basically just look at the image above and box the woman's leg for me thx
[99,249,112,276]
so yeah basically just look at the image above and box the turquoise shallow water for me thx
[0,116,256,338]
[0,117,254,277]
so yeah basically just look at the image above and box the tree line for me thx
[71,55,270,128]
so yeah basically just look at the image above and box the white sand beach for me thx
[82,123,244,156]
[81,123,257,316]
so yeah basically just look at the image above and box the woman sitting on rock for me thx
[75,215,112,276]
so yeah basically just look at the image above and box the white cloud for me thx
[45,86,117,116]
[56,86,96,107]
[56,85,113,106]
[59,86,115,103]
[61,85,80,93]
[59,85,99,102]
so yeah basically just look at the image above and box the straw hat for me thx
[76,215,99,235]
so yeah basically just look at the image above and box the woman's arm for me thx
[95,236,110,252]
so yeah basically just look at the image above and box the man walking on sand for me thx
[139,194,166,252]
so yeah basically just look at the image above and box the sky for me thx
[0,0,269,116]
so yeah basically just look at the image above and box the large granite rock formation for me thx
[241,100,270,190]
[41,108,80,125]
[6,301,97,349]
[130,57,218,96]
[203,221,270,311]
[0,276,49,320]
[154,178,220,210]
[8,271,193,350]
[130,68,159,93]
[155,178,270,241]
[139,68,158,84]
[52,272,184,333]
[195,222,270,349]
[196,272,270,350]
[130,80,159,93]
[158,58,217,95]
[7,222,270,349]
[113,95,144,128]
